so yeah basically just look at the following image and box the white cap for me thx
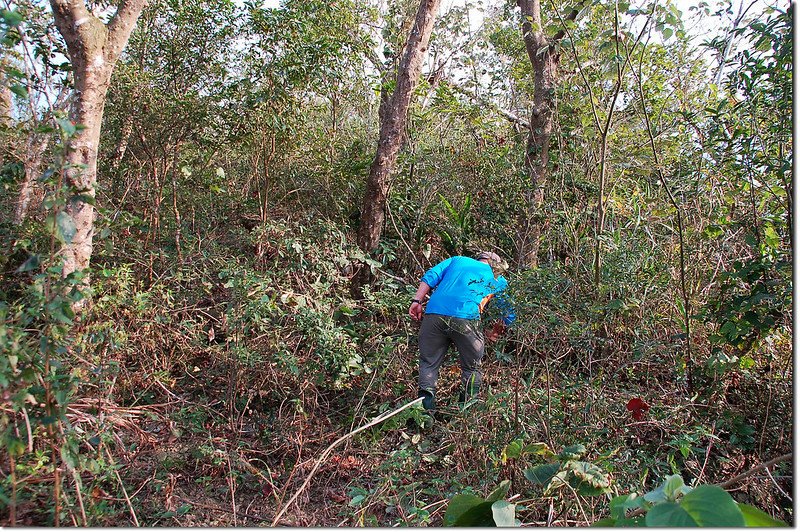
[475,251,509,272]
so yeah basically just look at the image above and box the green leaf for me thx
[522,442,554,457]
[502,439,523,463]
[486,480,511,502]
[6,436,25,457]
[453,502,495,527]
[491,500,516,526]
[737,503,788,527]
[645,502,697,526]
[15,254,40,273]
[567,460,611,490]
[524,462,560,485]
[679,485,745,526]
[60,442,79,470]
[47,300,74,324]
[763,225,780,249]
[55,211,77,245]
[445,494,488,526]
[592,517,617,526]
[610,493,645,520]
[56,117,76,136]
[643,474,688,503]
[447,495,495,527]
[559,443,586,460]
[615,516,645,526]
[10,84,27,98]
[2,9,24,26]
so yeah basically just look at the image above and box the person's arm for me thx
[409,282,431,321]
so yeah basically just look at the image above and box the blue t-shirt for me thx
[421,256,515,324]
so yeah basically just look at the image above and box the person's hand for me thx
[409,301,424,321]
[485,321,506,342]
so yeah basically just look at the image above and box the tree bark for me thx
[14,135,50,225]
[515,0,586,269]
[353,0,441,292]
[49,0,147,285]
[0,61,12,126]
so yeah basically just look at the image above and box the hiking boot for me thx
[418,389,436,412]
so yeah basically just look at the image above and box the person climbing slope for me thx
[408,251,516,414]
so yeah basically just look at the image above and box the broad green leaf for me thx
[567,461,611,489]
[502,440,523,463]
[645,502,697,526]
[643,474,688,503]
[544,470,570,494]
[10,84,27,98]
[592,517,617,526]
[610,493,644,520]
[524,462,560,485]
[679,485,745,526]
[15,254,40,273]
[491,500,516,527]
[522,442,554,457]
[486,480,511,502]
[55,211,77,245]
[445,494,487,526]
[615,516,645,526]
[452,500,495,527]
[737,503,788,527]
[560,443,586,460]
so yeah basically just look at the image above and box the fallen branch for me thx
[717,453,792,489]
[627,452,793,519]
[270,397,424,526]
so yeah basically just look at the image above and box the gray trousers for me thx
[418,314,485,397]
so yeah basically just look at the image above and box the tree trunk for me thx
[49,0,147,286]
[0,62,12,126]
[515,0,587,269]
[516,0,558,269]
[14,135,50,225]
[353,0,441,292]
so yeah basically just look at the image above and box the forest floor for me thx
[23,343,789,527]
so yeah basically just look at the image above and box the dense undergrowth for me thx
[0,198,791,525]
[0,0,793,526]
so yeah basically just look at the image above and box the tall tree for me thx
[515,0,586,268]
[49,0,147,285]
[353,0,441,291]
